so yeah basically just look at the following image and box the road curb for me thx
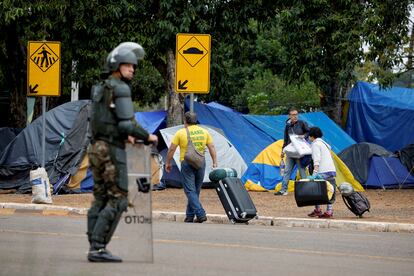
[1,202,414,233]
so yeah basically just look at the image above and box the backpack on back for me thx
[342,192,370,217]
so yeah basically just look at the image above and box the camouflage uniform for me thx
[87,43,149,261]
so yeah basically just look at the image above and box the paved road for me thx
[1,214,414,276]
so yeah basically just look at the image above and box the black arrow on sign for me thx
[29,84,39,94]
[178,80,188,90]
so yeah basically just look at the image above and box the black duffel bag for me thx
[294,179,335,207]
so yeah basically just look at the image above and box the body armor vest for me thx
[90,80,124,147]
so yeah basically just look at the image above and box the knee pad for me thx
[116,197,128,212]
[88,200,105,218]
[100,205,118,222]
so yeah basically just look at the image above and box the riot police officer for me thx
[87,42,158,262]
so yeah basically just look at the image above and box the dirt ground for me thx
[1,189,414,224]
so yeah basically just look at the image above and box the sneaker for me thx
[194,216,207,223]
[274,191,288,196]
[152,184,166,191]
[307,209,323,217]
[184,217,194,223]
[318,212,334,219]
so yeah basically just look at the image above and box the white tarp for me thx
[160,125,247,182]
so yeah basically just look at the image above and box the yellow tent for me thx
[245,139,364,192]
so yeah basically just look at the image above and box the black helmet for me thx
[105,42,145,72]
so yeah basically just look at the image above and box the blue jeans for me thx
[281,157,307,192]
[180,160,206,219]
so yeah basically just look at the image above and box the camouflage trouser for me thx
[87,140,128,245]
[88,140,128,199]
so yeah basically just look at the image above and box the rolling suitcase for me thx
[215,177,257,224]
[342,192,370,217]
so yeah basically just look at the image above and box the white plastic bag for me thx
[283,143,301,158]
[289,134,312,156]
[30,167,53,204]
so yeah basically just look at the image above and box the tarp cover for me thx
[193,101,274,163]
[338,142,391,184]
[0,100,90,192]
[345,81,414,152]
[206,102,238,113]
[244,112,356,154]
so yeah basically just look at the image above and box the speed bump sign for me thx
[175,34,211,93]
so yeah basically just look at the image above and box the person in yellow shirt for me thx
[165,112,217,223]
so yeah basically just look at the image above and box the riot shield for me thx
[113,142,153,263]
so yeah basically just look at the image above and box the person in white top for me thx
[307,127,337,218]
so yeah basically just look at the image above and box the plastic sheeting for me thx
[345,81,414,152]
[244,112,356,154]
[193,101,274,163]
[206,101,239,113]
[0,100,90,192]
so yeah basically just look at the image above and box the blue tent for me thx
[134,110,167,134]
[345,81,414,152]
[193,101,274,163]
[365,156,414,189]
[244,112,356,154]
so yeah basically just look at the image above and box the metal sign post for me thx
[41,96,46,167]
[27,41,61,167]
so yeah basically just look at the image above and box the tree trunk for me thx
[406,23,414,87]
[166,48,184,127]
[320,80,346,125]
[6,23,27,128]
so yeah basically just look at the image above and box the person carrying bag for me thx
[184,127,205,170]
[165,112,218,223]
[276,107,310,196]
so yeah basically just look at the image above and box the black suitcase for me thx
[342,192,370,217]
[294,179,336,207]
[215,177,257,224]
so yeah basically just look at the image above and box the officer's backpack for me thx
[342,192,371,217]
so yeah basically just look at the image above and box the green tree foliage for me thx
[277,0,412,123]
[137,0,275,125]
[229,19,320,114]
[0,0,274,127]
[0,1,412,128]
[239,70,319,115]
[0,0,165,127]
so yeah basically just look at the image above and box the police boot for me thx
[87,242,122,263]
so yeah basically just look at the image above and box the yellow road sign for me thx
[175,34,211,93]
[27,41,61,97]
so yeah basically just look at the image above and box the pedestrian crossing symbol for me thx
[27,41,61,96]
[30,43,59,72]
